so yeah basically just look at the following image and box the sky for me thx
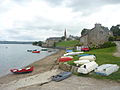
[0,0,120,41]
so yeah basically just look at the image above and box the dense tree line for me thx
[32,41,43,46]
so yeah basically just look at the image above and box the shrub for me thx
[99,41,116,48]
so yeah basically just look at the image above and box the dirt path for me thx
[18,75,120,90]
[113,41,120,57]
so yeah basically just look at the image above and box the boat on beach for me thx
[10,66,34,74]
[52,72,72,82]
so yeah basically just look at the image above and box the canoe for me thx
[32,51,40,53]
[52,72,72,82]
[59,57,73,62]
[78,54,92,57]
[95,64,119,76]
[10,66,34,74]
[61,56,73,58]
[79,55,96,61]
[64,52,84,56]
[66,50,73,53]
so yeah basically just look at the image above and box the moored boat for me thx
[10,66,34,74]
[32,51,40,53]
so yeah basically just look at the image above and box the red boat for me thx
[81,48,90,51]
[10,66,34,74]
[59,57,73,62]
[32,51,40,53]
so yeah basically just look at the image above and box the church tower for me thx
[64,28,67,41]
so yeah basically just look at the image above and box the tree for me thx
[32,41,38,45]
[110,24,120,36]
[61,36,65,40]
[81,28,89,36]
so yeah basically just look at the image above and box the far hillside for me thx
[56,40,80,48]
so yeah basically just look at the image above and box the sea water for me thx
[0,44,57,77]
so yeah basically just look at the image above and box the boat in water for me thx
[32,51,40,53]
[10,66,34,74]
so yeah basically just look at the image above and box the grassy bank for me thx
[68,47,120,82]
[56,40,80,47]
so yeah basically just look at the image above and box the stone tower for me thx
[64,28,67,41]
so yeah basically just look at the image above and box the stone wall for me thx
[59,62,79,74]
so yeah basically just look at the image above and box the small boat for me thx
[27,49,37,52]
[52,72,72,82]
[59,57,73,62]
[79,55,96,61]
[41,48,48,51]
[95,64,119,76]
[61,56,73,59]
[66,50,73,53]
[32,51,40,53]
[78,54,92,57]
[77,61,98,74]
[64,52,84,56]
[81,48,90,51]
[10,66,34,74]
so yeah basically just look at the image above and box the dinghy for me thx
[78,54,93,57]
[52,72,72,82]
[77,61,98,74]
[59,57,73,62]
[10,66,34,74]
[64,52,84,56]
[32,51,40,53]
[95,64,119,76]
[79,55,96,61]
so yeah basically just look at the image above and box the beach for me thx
[0,50,65,89]
[0,49,120,90]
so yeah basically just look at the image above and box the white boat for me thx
[74,60,90,66]
[95,64,119,76]
[64,52,84,56]
[61,56,73,58]
[79,55,96,61]
[77,61,98,74]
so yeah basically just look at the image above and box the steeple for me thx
[64,28,67,41]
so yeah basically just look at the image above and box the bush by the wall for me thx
[99,41,116,48]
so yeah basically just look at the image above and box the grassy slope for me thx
[68,47,120,82]
[56,40,79,47]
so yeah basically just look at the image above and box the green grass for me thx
[68,47,120,82]
[56,40,80,47]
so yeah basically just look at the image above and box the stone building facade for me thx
[80,24,113,47]
[42,37,61,47]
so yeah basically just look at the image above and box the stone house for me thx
[80,24,113,47]
[42,37,61,47]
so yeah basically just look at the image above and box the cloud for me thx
[65,0,120,16]
[0,0,120,41]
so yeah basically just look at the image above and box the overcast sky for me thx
[0,0,120,41]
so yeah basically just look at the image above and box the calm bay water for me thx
[0,44,57,77]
